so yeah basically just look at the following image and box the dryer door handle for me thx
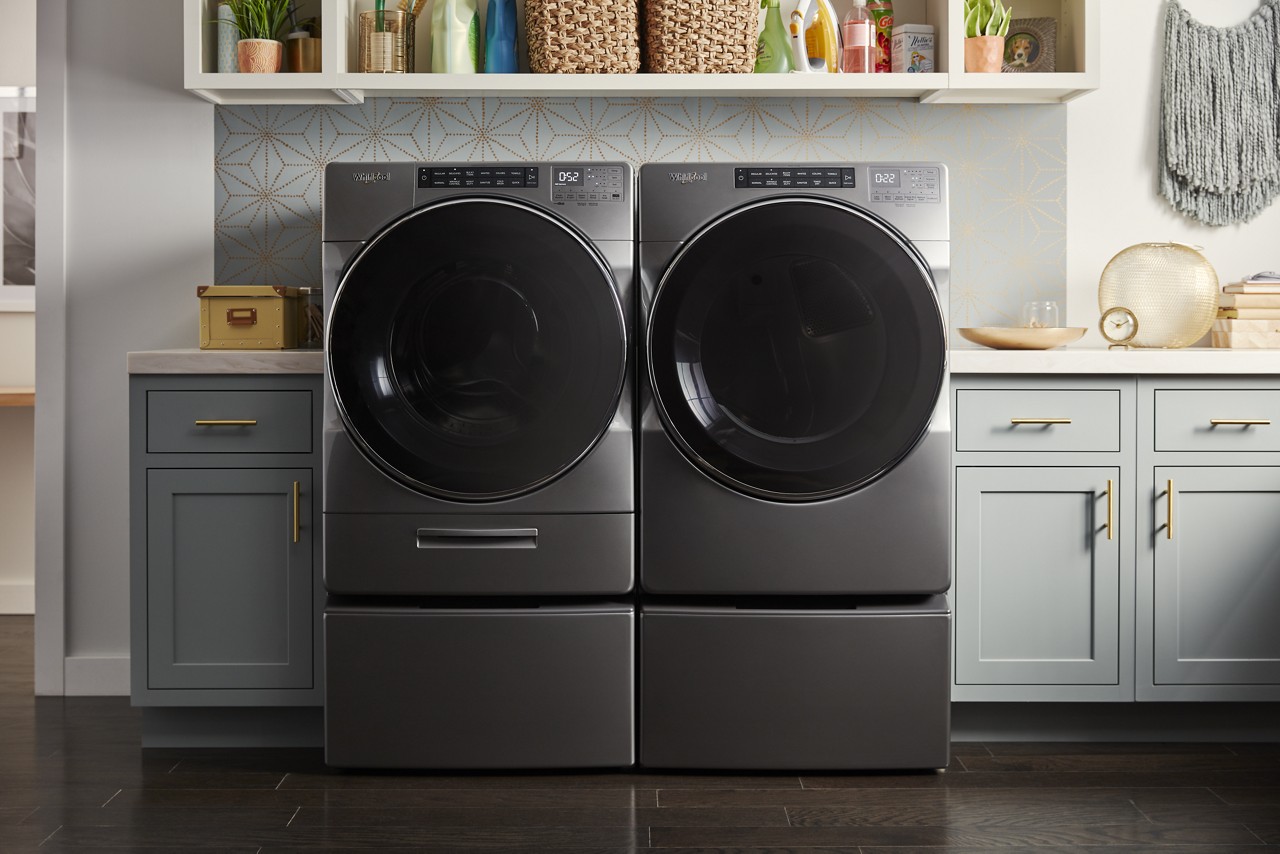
[415,528,539,550]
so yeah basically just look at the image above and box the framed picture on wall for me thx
[1002,18,1056,73]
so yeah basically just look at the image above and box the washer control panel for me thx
[418,166,540,189]
[735,166,855,189]
[551,165,626,203]
[867,166,942,204]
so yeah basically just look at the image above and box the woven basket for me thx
[525,0,641,73]
[642,0,758,73]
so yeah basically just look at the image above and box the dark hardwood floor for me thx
[2,615,1279,851]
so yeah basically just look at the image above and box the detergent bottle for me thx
[790,0,841,73]
[432,0,481,73]
[840,0,873,73]
[483,0,518,72]
[754,0,794,74]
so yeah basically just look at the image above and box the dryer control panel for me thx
[866,166,942,204]
[418,166,540,189]
[551,165,626,203]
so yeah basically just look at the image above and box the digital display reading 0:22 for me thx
[554,169,584,187]
[871,169,901,189]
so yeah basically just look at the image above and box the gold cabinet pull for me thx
[194,419,258,426]
[292,480,300,544]
[1010,418,1071,425]
[1209,419,1271,426]
[1166,479,1174,540]
[1106,479,1114,541]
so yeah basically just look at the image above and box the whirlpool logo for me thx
[669,171,708,185]
[352,171,391,184]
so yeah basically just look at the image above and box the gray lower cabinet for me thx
[1137,376,1280,701]
[131,373,322,708]
[954,467,1121,695]
[952,375,1135,702]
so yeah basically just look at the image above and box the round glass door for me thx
[647,197,945,501]
[328,197,627,501]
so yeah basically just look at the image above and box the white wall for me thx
[0,0,37,86]
[39,0,212,693]
[1065,0,1280,341]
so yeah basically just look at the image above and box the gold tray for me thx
[958,326,1087,350]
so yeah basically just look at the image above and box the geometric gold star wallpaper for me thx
[215,97,1065,329]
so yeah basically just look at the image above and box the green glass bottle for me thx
[754,0,795,73]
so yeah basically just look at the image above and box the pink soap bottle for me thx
[841,0,873,73]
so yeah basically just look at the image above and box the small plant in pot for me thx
[215,0,294,73]
[963,0,1011,73]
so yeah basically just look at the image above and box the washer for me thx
[637,162,952,770]
[321,162,635,769]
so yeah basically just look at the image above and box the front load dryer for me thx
[321,162,635,769]
[637,163,952,770]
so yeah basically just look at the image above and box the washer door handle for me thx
[415,528,538,550]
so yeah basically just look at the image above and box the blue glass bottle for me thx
[484,0,518,73]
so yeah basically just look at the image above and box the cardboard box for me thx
[198,285,302,350]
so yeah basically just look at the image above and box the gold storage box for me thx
[198,285,302,350]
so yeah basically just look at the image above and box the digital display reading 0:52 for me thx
[554,169,584,187]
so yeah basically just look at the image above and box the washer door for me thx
[328,197,627,501]
[647,197,945,502]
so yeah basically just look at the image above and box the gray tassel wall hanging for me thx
[1160,0,1280,226]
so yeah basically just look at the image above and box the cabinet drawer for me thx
[147,390,312,454]
[1154,389,1280,452]
[956,389,1120,453]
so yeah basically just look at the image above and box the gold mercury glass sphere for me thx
[1097,242,1218,349]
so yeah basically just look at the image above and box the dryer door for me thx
[328,197,627,501]
[647,197,945,502]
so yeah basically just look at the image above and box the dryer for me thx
[321,162,635,769]
[637,163,952,770]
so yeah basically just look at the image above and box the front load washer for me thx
[638,162,952,770]
[322,162,635,769]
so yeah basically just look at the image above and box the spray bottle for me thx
[754,0,795,74]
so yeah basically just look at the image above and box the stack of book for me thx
[1212,272,1280,348]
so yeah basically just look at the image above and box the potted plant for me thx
[214,0,294,73]
[963,0,1011,73]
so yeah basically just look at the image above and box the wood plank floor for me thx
[3,615,1279,851]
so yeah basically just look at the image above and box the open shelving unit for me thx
[186,0,1098,105]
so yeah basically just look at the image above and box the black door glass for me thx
[648,198,944,501]
[328,198,626,500]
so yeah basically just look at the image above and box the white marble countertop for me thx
[127,349,323,374]
[951,346,1280,374]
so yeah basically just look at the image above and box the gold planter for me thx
[237,38,282,73]
[964,35,1004,73]
[286,35,322,72]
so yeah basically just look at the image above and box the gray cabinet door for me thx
[147,468,313,690]
[1153,466,1280,686]
[955,467,1121,687]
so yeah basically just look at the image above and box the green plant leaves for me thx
[963,0,1012,38]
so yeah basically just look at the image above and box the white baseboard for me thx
[64,654,130,696]
[0,581,34,614]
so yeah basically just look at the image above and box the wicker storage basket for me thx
[642,0,759,73]
[525,0,640,73]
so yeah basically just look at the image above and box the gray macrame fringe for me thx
[1160,0,1280,226]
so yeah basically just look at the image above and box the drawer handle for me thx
[1010,418,1071,425]
[1166,479,1174,540]
[194,419,258,427]
[1106,479,1114,541]
[416,528,538,550]
[226,307,257,327]
[1209,419,1270,426]
[292,480,300,544]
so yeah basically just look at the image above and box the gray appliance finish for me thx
[321,162,636,769]
[637,162,952,770]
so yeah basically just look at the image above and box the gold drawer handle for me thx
[1010,418,1071,425]
[1209,419,1270,426]
[292,480,300,544]
[194,419,258,426]
[1167,479,1174,540]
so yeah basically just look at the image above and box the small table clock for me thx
[1099,305,1139,349]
